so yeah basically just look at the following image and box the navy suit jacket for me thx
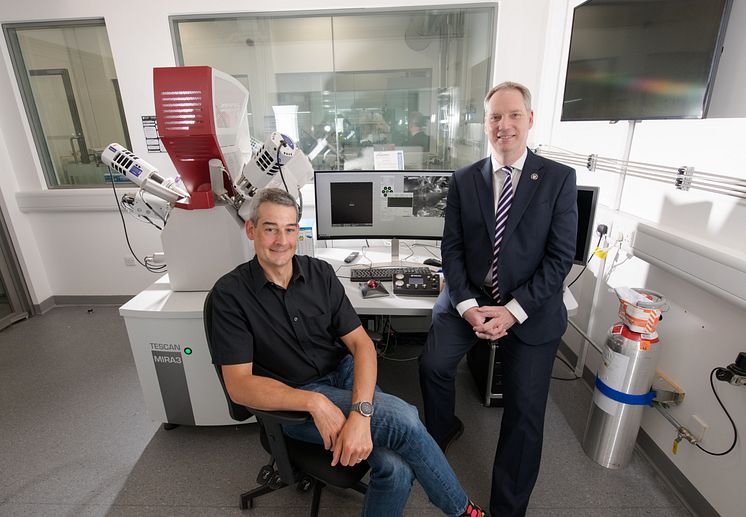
[441,149,578,345]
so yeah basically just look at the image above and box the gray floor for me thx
[0,306,691,516]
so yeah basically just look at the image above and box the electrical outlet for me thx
[690,415,708,443]
[124,257,136,267]
[609,218,638,249]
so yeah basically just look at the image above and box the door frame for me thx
[29,68,91,166]
[0,202,32,330]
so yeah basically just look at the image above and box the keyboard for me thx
[349,266,432,282]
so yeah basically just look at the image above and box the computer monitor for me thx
[314,170,451,260]
[575,185,599,265]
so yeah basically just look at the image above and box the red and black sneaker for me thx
[460,500,486,517]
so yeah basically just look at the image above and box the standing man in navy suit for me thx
[419,82,578,517]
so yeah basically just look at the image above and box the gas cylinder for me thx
[582,288,667,469]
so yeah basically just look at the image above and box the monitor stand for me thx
[390,238,401,263]
[382,238,422,268]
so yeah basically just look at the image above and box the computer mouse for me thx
[423,258,442,268]
[366,279,379,289]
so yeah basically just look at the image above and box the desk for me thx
[315,246,441,316]
[315,246,578,316]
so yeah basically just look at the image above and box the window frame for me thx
[3,18,131,189]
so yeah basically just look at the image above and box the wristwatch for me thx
[350,401,375,417]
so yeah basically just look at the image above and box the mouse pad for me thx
[359,282,390,298]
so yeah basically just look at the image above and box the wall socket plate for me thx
[690,414,708,443]
[124,257,136,267]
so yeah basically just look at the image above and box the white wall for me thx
[708,0,746,118]
[544,2,746,517]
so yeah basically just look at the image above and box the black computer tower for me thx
[467,340,504,407]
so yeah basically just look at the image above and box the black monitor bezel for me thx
[575,184,600,265]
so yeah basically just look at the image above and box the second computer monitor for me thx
[314,170,452,241]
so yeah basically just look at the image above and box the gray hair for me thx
[246,188,299,226]
[484,81,532,112]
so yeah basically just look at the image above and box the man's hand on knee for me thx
[309,392,346,451]
[331,412,373,467]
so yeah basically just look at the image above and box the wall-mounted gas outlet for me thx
[689,415,708,443]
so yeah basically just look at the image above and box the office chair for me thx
[203,291,369,515]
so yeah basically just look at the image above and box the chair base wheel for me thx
[268,472,283,490]
[257,464,274,485]
[296,476,314,492]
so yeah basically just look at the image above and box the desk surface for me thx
[315,246,442,316]
[315,246,577,316]
[120,246,577,318]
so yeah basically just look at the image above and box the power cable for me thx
[566,230,605,288]
[108,167,167,274]
[695,368,738,456]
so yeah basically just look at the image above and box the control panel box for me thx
[393,272,440,296]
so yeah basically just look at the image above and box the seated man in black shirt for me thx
[209,188,485,517]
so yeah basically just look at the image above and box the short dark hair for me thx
[247,188,299,225]
[484,81,532,112]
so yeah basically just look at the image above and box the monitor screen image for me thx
[315,170,452,240]
[330,182,373,226]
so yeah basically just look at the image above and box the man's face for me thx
[246,202,299,270]
[484,88,534,162]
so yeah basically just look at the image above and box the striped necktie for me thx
[491,166,513,303]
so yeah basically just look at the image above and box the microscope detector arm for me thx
[120,190,172,226]
[235,132,314,220]
[101,143,189,204]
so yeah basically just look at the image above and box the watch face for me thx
[358,401,374,416]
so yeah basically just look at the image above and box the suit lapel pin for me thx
[530,173,539,180]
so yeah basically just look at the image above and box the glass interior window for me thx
[174,6,495,172]
[4,21,131,188]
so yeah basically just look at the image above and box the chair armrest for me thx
[248,407,311,426]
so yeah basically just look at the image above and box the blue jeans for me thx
[283,355,469,517]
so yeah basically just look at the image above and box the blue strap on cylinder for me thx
[595,376,655,406]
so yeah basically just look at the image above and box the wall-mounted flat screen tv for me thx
[561,0,732,121]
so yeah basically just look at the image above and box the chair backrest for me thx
[203,290,253,422]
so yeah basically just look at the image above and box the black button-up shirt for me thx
[209,255,361,387]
